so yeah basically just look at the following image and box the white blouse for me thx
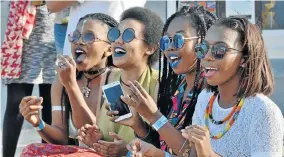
[192,90,284,157]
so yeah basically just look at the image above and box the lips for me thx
[74,47,86,64]
[167,53,181,68]
[113,46,127,57]
[204,66,218,77]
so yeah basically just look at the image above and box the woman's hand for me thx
[93,132,128,157]
[120,81,159,124]
[78,124,103,147]
[181,125,215,157]
[19,96,43,127]
[55,55,77,88]
[105,102,144,128]
[127,138,158,157]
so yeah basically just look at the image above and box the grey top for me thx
[4,5,57,84]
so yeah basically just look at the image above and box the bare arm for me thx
[64,81,96,129]
[46,1,77,13]
[147,111,190,156]
[37,77,68,144]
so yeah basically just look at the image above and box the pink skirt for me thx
[20,143,102,157]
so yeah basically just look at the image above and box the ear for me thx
[103,45,112,57]
[240,57,247,68]
[145,44,157,56]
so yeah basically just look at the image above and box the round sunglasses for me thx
[159,33,199,51]
[195,41,242,60]
[107,27,145,43]
[68,30,110,45]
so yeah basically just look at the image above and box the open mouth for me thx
[113,46,127,57]
[167,53,181,68]
[203,66,218,77]
[74,47,86,64]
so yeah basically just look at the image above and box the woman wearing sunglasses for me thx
[107,6,217,156]
[19,13,119,156]
[77,7,164,157]
[127,16,283,157]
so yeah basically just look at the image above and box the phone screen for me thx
[104,84,130,116]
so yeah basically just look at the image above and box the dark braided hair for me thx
[60,13,118,144]
[158,6,217,128]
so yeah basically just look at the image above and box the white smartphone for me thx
[102,81,132,122]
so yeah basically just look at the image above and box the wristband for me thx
[34,119,45,131]
[165,152,171,157]
[152,115,168,131]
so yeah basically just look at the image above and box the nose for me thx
[114,33,124,45]
[203,46,215,62]
[76,36,85,46]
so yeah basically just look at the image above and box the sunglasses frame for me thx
[68,30,110,45]
[160,33,200,51]
[195,41,242,60]
[107,27,146,43]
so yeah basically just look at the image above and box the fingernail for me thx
[185,126,190,129]
[181,129,185,132]
[39,106,43,110]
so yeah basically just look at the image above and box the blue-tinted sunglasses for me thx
[195,41,242,60]
[68,30,109,45]
[107,27,145,43]
[160,33,199,51]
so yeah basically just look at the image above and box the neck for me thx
[84,60,107,79]
[218,74,241,109]
[184,71,196,90]
[121,64,148,85]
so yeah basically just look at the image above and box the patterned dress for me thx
[4,5,56,84]
[160,74,204,154]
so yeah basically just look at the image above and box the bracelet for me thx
[179,139,188,152]
[152,115,168,131]
[165,152,171,157]
[34,119,45,131]
[134,121,151,140]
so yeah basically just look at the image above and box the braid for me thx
[78,13,118,28]
[158,5,217,127]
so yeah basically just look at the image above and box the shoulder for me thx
[194,89,214,116]
[106,67,121,83]
[244,94,283,122]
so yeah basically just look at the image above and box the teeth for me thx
[170,56,179,60]
[75,50,84,53]
[115,47,126,53]
[204,67,217,70]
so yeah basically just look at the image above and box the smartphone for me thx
[102,81,132,122]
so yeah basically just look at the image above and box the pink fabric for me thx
[20,143,102,157]
[1,0,36,78]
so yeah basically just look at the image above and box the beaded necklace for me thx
[204,92,244,139]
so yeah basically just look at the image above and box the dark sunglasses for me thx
[107,27,145,43]
[68,30,109,45]
[195,41,242,60]
[160,33,199,51]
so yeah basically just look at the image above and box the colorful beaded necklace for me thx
[204,92,244,139]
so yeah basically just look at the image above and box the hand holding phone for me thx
[102,81,132,122]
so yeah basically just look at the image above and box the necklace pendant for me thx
[82,86,91,98]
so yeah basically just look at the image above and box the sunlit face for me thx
[201,25,243,86]
[71,19,111,71]
[112,19,149,69]
[163,17,199,75]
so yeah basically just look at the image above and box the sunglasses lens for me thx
[107,28,120,42]
[160,36,170,51]
[173,33,184,49]
[195,41,209,59]
[123,28,135,43]
[213,43,227,59]
[68,31,80,43]
[83,32,95,44]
